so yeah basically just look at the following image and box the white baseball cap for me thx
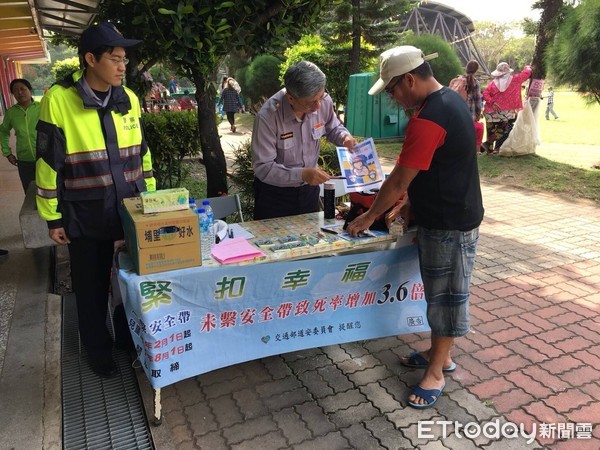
[369,46,438,95]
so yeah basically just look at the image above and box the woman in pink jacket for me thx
[481,62,532,154]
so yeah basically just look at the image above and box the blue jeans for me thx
[417,227,479,337]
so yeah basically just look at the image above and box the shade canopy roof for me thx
[0,0,100,63]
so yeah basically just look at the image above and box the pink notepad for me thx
[211,238,266,264]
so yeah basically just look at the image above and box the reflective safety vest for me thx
[36,70,156,240]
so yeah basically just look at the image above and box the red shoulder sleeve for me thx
[397,117,446,170]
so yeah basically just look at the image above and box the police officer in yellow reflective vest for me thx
[35,23,156,377]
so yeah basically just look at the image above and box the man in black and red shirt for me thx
[347,46,484,409]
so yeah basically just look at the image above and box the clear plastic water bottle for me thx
[189,197,197,214]
[202,200,215,246]
[198,208,212,260]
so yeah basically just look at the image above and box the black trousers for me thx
[68,238,115,359]
[253,177,320,220]
[17,160,36,193]
[226,111,236,126]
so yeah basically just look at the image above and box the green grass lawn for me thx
[377,89,600,203]
[198,91,599,204]
[235,113,255,130]
[537,91,600,145]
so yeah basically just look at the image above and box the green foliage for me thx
[95,0,329,88]
[21,65,50,93]
[319,0,413,71]
[281,35,327,76]
[281,34,376,107]
[477,153,600,203]
[522,17,539,36]
[378,89,600,203]
[180,161,207,200]
[498,36,535,71]
[234,65,249,99]
[244,55,283,104]
[230,139,256,220]
[472,21,535,74]
[22,44,77,91]
[224,51,250,79]
[93,0,329,197]
[149,65,172,84]
[318,140,341,175]
[141,110,201,189]
[51,57,80,82]
[392,33,462,86]
[321,0,411,46]
[546,0,600,104]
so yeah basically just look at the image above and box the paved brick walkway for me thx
[149,122,600,450]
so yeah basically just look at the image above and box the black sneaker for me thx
[0,249,7,257]
[89,356,118,378]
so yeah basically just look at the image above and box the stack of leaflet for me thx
[211,238,266,264]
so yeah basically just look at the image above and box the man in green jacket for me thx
[0,78,40,193]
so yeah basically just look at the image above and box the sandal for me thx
[401,352,456,372]
[408,384,445,409]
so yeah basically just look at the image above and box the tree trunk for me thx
[531,0,563,80]
[194,81,229,197]
[350,0,361,75]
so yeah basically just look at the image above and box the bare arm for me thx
[346,164,419,236]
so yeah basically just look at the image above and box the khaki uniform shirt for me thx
[252,89,350,187]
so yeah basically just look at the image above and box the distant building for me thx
[399,0,490,75]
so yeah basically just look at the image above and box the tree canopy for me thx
[320,0,412,74]
[95,0,328,196]
[280,34,376,109]
[242,54,283,107]
[393,33,463,86]
[546,0,600,103]
[51,57,79,83]
[472,22,535,74]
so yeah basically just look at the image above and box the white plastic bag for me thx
[499,99,540,156]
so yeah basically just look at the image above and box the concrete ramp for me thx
[19,183,55,249]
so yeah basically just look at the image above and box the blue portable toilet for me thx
[346,73,409,139]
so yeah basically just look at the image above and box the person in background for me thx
[219,78,243,133]
[217,75,228,119]
[168,75,177,94]
[220,75,228,93]
[346,45,483,409]
[544,86,559,120]
[178,89,195,110]
[464,60,482,123]
[35,22,156,378]
[1,78,40,193]
[464,60,484,151]
[252,60,357,220]
[141,71,154,112]
[481,62,532,154]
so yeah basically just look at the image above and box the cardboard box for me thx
[140,187,189,213]
[121,197,200,274]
